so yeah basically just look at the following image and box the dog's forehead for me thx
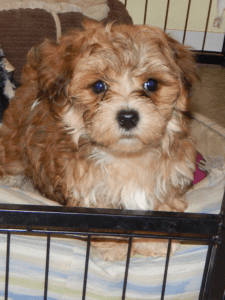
[89,25,169,62]
[110,25,166,49]
[71,25,172,80]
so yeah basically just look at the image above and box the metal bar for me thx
[202,243,219,299]
[0,204,221,237]
[206,229,225,298]
[182,0,192,45]
[194,51,225,65]
[122,237,132,300]
[82,235,91,300]
[124,0,127,8]
[222,35,225,54]
[202,0,213,51]
[44,234,51,300]
[199,239,214,299]
[0,229,213,244]
[222,35,225,66]
[220,188,225,216]
[164,0,170,32]
[161,239,172,300]
[205,190,225,298]
[143,0,148,25]
[5,232,10,300]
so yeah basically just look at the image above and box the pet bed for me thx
[0,112,224,300]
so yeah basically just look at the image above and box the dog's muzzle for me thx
[117,109,139,130]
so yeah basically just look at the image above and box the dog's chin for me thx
[110,137,144,154]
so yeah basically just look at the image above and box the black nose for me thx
[117,109,139,130]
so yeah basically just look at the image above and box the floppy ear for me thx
[166,35,199,111]
[32,19,103,106]
[34,38,74,105]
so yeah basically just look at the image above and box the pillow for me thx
[103,0,133,25]
[193,152,207,185]
[0,8,57,82]
[0,0,132,83]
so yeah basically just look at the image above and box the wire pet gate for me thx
[1,191,225,300]
[123,0,225,65]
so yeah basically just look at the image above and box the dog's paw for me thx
[133,238,180,257]
[92,237,180,260]
[157,197,188,212]
[97,245,130,261]
[170,197,188,212]
[91,238,135,261]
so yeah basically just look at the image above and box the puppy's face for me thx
[37,20,197,154]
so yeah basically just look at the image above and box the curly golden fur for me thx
[0,19,198,259]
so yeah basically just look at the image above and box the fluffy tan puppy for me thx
[0,19,198,259]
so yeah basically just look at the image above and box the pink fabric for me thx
[193,153,207,185]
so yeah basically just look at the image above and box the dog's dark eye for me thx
[92,81,107,94]
[143,79,158,92]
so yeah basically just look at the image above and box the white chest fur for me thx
[84,147,156,210]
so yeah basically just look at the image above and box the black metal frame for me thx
[1,190,225,300]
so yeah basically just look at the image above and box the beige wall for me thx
[119,0,224,33]
[119,0,224,51]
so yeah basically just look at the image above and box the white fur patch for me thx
[121,184,152,210]
[88,147,154,210]
[63,107,87,145]
[31,98,41,111]
[4,78,15,99]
